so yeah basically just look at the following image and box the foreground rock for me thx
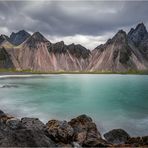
[104,129,130,144]
[126,136,148,147]
[0,110,148,147]
[46,120,74,143]
[69,114,109,147]
[0,110,55,147]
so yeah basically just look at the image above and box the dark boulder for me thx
[6,118,21,129]
[104,129,130,144]
[0,114,55,147]
[0,127,55,147]
[46,120,74,144]
[69,114,109,147]
[126,136,148,147]
[21,117,46,131]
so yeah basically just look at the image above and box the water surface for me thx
[0,74,148,136]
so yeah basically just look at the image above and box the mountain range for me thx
[0,23,148,72]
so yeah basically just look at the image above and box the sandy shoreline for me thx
[0,72,40,75]
[0,72,55,78]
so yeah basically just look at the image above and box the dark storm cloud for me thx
[0,0,148,49]
[0,0,148,36]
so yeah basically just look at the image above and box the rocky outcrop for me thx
[69,114,108,147]
[46,120,74,143]
[0,111,56,147]
[126,136,148,147]
[0,110,148,147]
[104,129,130,144]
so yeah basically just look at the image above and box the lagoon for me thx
[0,74,148,136]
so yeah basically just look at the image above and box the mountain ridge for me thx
[0,23,148,72]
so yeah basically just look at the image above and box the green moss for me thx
[0,69,148,75]
[0,68,17,72]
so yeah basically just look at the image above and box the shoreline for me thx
[0,71,148,77]
[0,73,148,80]
[0,109,148,147]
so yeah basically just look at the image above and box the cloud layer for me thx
[0,1,148,49]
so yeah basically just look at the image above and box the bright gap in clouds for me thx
[46,32,114,50]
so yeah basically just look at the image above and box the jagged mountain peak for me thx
[68,43,85,48]
[48,40,67,53]
[32,31,43,37]
[104,30,127,47]
[68,43,88,51]
[30,32,48,42]
[11,30,29,35]
[10,30,30,45]
[24,32,49,48]
[128,22,148,46]
[113,30,127,40]
[53,41,66,49]
[55,41,65,46]
[135,22,147,33]
[68,43,90,59]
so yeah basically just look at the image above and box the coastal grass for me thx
[0,68,148,75]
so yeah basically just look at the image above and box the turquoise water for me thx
[0,74,148,136]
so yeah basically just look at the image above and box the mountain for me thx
[88,28,148,72]
[128,23,148,59]
[88,30,135,71]
[68,43,90,59]
[9,32,52,71]
[128,23,148,46]
[47,42,90,71]
[8,32,90,71]
[0,23,148,72]
[9,30,30,45]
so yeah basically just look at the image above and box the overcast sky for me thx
[0,0,148,49]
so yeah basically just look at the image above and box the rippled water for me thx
[0,74,148,136]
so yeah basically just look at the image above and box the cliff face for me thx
[47,42,90,71]
[128,23,148,60]
[88,23,148,72]
[0,47,14,69]
[0,23,148,72]
[88,30,147,72]
[9,32,90,72]
[11,32,54,71]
